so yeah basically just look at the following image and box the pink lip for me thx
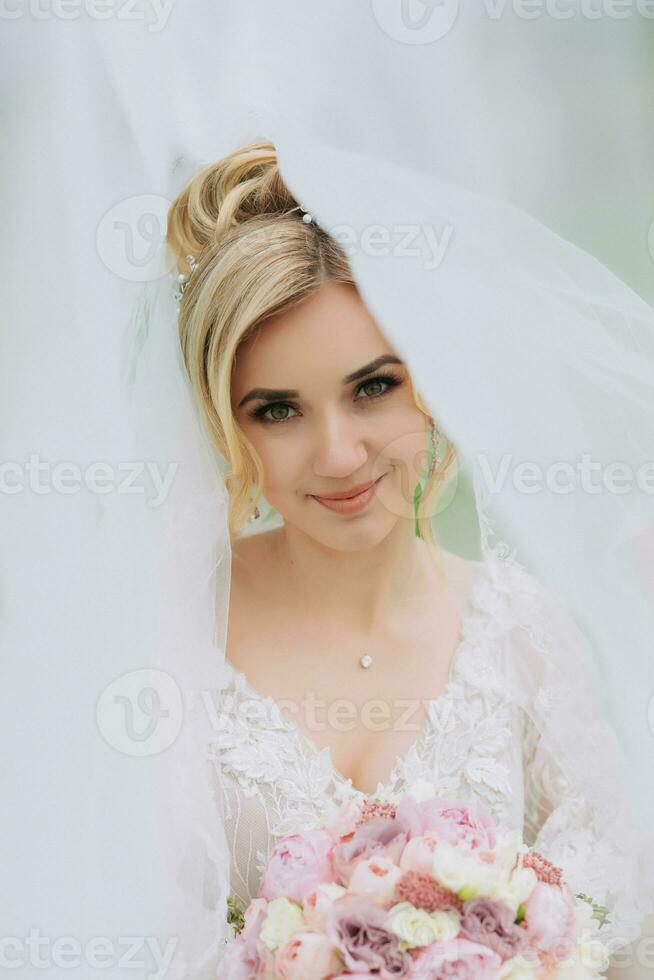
[311,475,385,515]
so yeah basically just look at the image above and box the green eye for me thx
[248,372,403,426]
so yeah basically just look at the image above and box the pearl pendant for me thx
[359,655,373,669]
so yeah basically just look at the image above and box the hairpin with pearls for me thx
[174,207,316,308]
[295,204,316,225]
[174,254,199,307]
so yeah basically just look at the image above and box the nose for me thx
[311,412,369,479]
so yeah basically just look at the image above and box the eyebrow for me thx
[236,355,405,408]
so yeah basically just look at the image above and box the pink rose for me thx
[348,855,404,903]
[408,936,502,979]
[524,882,576,962]
[303,882,348,930]
[274,931,342,980]
[258,830,336,903]
[399,833,440,874]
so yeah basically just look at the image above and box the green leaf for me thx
[227,894,246,935]
[575,892,611,928]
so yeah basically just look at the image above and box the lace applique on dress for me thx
[207,537,649,951]
[206,548,525,906]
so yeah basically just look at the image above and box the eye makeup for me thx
[246,371,404,426]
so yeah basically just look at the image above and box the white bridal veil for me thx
[124,132,654,977]
[3,6,654,980]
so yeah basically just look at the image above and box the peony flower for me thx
[459,896,528,962]
[348,855,404,903]
[274,931,343,980]
[325,894,412,978]
[216,936,254,980]
[431,840,498,895]
[499,952,541,978]
[259,897,304,951]
[551,905,611,978]
[408,936,503,979]
[217,899,268,979]
[332,815,407,886]
[302,882,348,930]
[399,833,440,875]
[241,897,268,961]
[386,901,459,950]
[329,797,367,840]
[435,802,497,852]
[258,829,336,903]
[524,881,576,963]
[396,794,496,854]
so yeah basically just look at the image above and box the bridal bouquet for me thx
[218,781,611,979]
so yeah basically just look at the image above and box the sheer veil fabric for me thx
[4,16,654,980]
[119,133,654,976]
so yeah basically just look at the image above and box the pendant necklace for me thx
[359,654,373,669]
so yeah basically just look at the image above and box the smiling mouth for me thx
[312,479,377,501]
[309,474,386,514]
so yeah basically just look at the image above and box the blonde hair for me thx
[167,139,456,551]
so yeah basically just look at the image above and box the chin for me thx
[301,512,397,553]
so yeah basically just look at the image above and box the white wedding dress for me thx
[204,544,646,956]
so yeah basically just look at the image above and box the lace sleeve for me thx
[470,546,653,956]
[522,708,648,954]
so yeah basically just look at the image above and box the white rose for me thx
[486,867,538,914]
[260,897,305,951]
[431,840,496,896]
[386,901,459,950]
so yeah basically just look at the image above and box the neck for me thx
[270,520,446,633]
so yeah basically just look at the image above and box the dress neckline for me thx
[222,551,497,799]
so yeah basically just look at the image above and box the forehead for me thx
[233,282,394,387]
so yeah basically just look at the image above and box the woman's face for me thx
[231,281,430,551]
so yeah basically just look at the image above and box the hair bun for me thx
[167,139,299,270]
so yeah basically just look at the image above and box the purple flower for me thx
[325,894,412,979]
[460,896,528,961]
[332,816,407,886]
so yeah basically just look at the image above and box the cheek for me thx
[253,436,302,494]
[374,405,428,464]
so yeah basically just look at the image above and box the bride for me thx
[165,139,651,976]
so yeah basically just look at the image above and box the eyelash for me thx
[247,372,404,426]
